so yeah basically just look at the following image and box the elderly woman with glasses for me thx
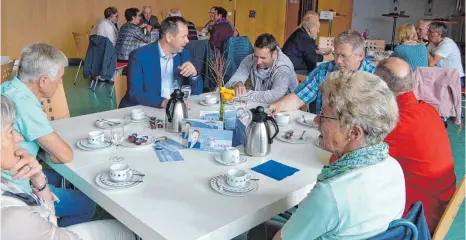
[0,96,136,239]
[248,71,405,240]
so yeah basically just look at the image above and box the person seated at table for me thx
[188,130,201,149]
[282,11,332,74]
[224,33,297,104]
[269,29,376,115]
[96,6,120,46]
[0,96,137,240]
[1,43,96,227]
[116,8,152,61]
[119,16,203,109]
[375,57,456,233]
[248,71,405,240]
[201,6,238,36]
[140,6,160,31]
[427,22,465,87]
[417,20,431,45]
[209,7,234,50]
[169,8,198,40]
[391,24,428,70]
[182,122,192,139]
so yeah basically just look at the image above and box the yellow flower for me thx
[220,87,235,102]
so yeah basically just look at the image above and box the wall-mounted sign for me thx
[320,11,334,20]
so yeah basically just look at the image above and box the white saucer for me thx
[95,118,129,129]
[296,117,318,128]
[277,122,291,127]
[120,134,155,148]
[277,134,313,144]
[128,116,149,123]
[79,139,112,149]
[210,175,258,197]
[214,154,247,166]
[199,100,219,106]
[216,175,256,193]
[95,169,143,190]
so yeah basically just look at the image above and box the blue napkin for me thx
[251,160,300,181]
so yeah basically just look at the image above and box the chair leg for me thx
[92,76,100,92]
[73,60,82,85]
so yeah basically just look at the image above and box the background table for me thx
[46,94,331,240]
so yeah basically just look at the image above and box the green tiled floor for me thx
[63,67,465,239]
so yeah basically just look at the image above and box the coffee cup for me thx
[204,95,217,105]
[109,162,132,182]
[88,131,105,145]
[226,169,251,187]
[275,112,290,125]
[131,109,145,120]
[222,147,240,163]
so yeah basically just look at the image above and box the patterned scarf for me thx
[216,17,229,24]
[317,142,388,182]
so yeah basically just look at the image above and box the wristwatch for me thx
[30,176,48,192]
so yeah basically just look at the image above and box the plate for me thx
[95,118,129,129]
[296,116,318,128]
[199,100,219,106]
[79,139,112,149]
[77,141,112,151]
[120,135,155,148]
[95,169,143,190]
[214,154,247,166]
[128,116,149,123]
[216,175,256,193]
[277,134,313,144]
[210,175,258,197]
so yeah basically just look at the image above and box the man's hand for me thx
[10,149,43,181]
[234,82,247,97]
[178,61,197,77]
[145,25,153,32]
[161,99,169,108]
[316,47,333,55]
[140,23,148,28]
[268,101,284,116]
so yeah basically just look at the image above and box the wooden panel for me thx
[317,0,353,38]
[235,0,287,46]
[285,0,300,40]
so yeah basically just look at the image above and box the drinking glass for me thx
[181,85,191,101]
[111,125,125,149]
[172,81,180,92]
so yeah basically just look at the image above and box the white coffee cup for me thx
[131,109,145,120]
[88,131,105,145]
[275,112,290,125]
[204,95,217,105]
[109,162,132,182]
[222,147,240,163]
[226,169,251,187]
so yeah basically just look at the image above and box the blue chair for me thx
[370,202,431,240]
[223,36,253,83]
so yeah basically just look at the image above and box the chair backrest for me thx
[1,60,15,83]
[318,37,335,49]
[433,176,466,240]
[223,36,253,84]
[41,84,70,121]
[297,74,307,84]
[114,75,128,107]
[72,32,89,60]
[366,40,385,52]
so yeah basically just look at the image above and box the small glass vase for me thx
[219,95,225,122]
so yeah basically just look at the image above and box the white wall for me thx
[351,0,457,45]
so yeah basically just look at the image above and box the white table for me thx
[46,94,331,240]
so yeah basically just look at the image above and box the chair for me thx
[41,83,70,121]
[366,40,386,52]
[297,74,307,84]
[318,37,334,49]
[113,75,128,107]
[432,176,465,240]
[223,37,254,85]
[72,32,89,85]
[107,62,128,98]
[1,60,15,83]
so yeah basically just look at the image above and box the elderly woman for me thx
[248,71,405,239]
[0,96,135,239]
[391,23,428,70]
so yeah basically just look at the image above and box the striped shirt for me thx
[116,22,151,60]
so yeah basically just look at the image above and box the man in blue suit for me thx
[120,16,203,108]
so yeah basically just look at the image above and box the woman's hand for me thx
[10,149,44,182]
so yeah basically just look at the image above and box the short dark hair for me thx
[429,22,448,38]
[160,16,188,38]
[254,33,278,52]
[124,8,139,22]
[104,6,118,19]
[214,7,227,18]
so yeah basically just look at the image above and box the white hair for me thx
[320,71,399,146]
[1,95,16,129]
[169,8,182,17]
[334,29,366,54]
[17,43,68,83]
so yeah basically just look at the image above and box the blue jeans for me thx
[43,169,96,227]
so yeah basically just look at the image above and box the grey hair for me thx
[333,29,366,54]
[429,22,448,38]
[17,43,68,83]
[1,96,16,129]
[320,71,399,146]
[375,59,415,93]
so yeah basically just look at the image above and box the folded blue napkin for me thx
[251,160,300,181]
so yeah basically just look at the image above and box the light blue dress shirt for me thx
[158,42,177,99]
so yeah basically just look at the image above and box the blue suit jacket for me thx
[119,42,203,108]
[188,141,201,149]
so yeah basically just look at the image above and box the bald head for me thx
[375,57,415,95]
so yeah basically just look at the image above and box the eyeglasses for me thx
[318,110,339,121]
[332,52,354,61]
[209,11,216,15]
